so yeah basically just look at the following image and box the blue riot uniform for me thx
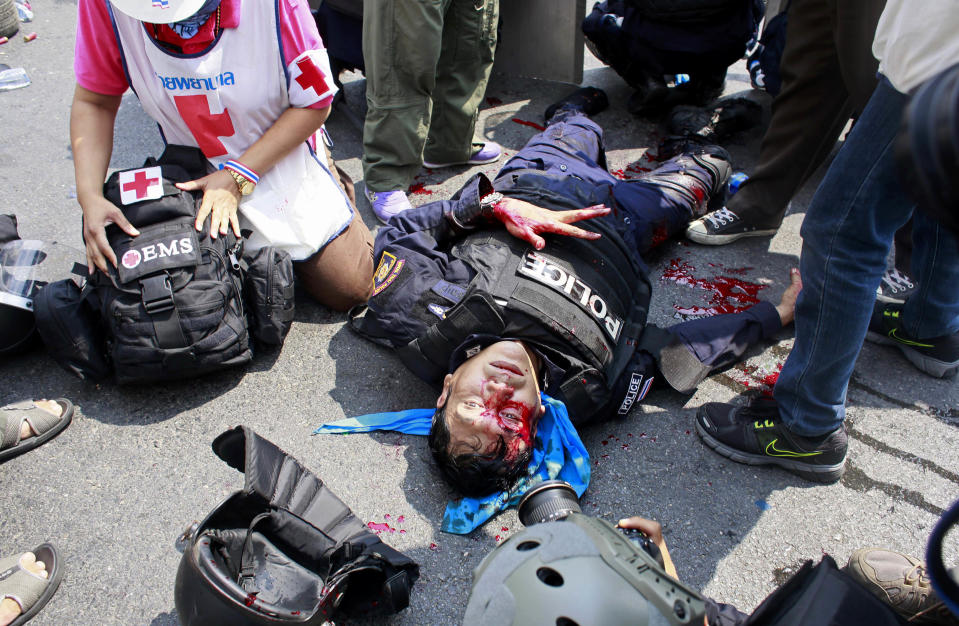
[352,112,782,425]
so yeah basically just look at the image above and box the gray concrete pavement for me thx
[0,4,956,625]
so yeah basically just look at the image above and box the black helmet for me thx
[174,507,338,626]
[0,238,83,356]
[174,426,420,625]
[896,62,959,237]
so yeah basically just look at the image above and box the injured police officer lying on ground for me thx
[348,88,803,498]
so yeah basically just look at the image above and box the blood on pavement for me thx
[662,258,765,317]
[408,182,434,196]
[511,118,546,131]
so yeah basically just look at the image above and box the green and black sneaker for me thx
[866,301,959,379]
[695,397,847,483]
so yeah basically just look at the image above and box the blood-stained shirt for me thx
[74,0,335,110]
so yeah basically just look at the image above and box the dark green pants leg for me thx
[423,0,499,164]
[362,0,446,192]
[361,0,498,192]
[727,0,885,228]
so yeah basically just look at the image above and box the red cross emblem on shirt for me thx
[174,94,236,158]
[122,169,160,199]
[294,56,330,97]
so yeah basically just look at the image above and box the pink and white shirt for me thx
[74,0,350,259]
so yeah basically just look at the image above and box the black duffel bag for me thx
[35,146,295,384]
[174,426,420,625]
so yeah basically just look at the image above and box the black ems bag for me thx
[174,426,420,625]
[35,146,295,384]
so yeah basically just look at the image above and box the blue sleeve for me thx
[375,173,493,253]
[665,301,782,370]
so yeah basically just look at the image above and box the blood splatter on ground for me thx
[429,543,438,551]
[367,521,395,534]
[367,513,409,535]
[661,258,765,317]
[408,182,434,196]
[728,361,784,395]
[511,117,546,131]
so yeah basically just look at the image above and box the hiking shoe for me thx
[423,142,503,169]
[866,302,959,378]
[544,86,609,122]
[845,548,959,625]
[876,267,917,304]
[695,396,847,483]
[667,98,764,143]
[686,207,778,245]
[364,186,412,224]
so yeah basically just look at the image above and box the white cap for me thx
[108,0,207,24]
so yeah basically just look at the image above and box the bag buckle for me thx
[140,274,175,314]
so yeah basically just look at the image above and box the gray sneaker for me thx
[686,207,778,245]
[876,267,917,303]
[845,548,959,625]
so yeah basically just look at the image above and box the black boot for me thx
[544,87,610,123]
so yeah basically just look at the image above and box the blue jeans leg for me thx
[774,78,914,436]
[903,210,959,337]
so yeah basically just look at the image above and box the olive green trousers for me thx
[361,0,499,192]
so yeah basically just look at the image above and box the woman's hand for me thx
[176,169,242,239]
[81,194,140,275]
[490,197,610,250]
[617,516,678,579]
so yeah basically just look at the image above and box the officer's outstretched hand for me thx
[176,169,243,240]
[490,197,609,250]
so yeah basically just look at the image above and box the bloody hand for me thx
[490,197,610,250]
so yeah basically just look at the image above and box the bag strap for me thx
[237,511,273,592]
[139,273,189,349]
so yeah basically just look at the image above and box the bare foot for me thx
[16,400,63,441]
[775,268,802,326]
[0,552,49,626]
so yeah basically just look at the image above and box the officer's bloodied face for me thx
[436,341,546,462]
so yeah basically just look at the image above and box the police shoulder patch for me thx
[372,251,405,296]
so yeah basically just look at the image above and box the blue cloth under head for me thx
[313,393,590,534]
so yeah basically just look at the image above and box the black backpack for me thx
[35,146,295,384]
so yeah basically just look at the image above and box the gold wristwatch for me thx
[227,169,256,196]
[223,160,259,196]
